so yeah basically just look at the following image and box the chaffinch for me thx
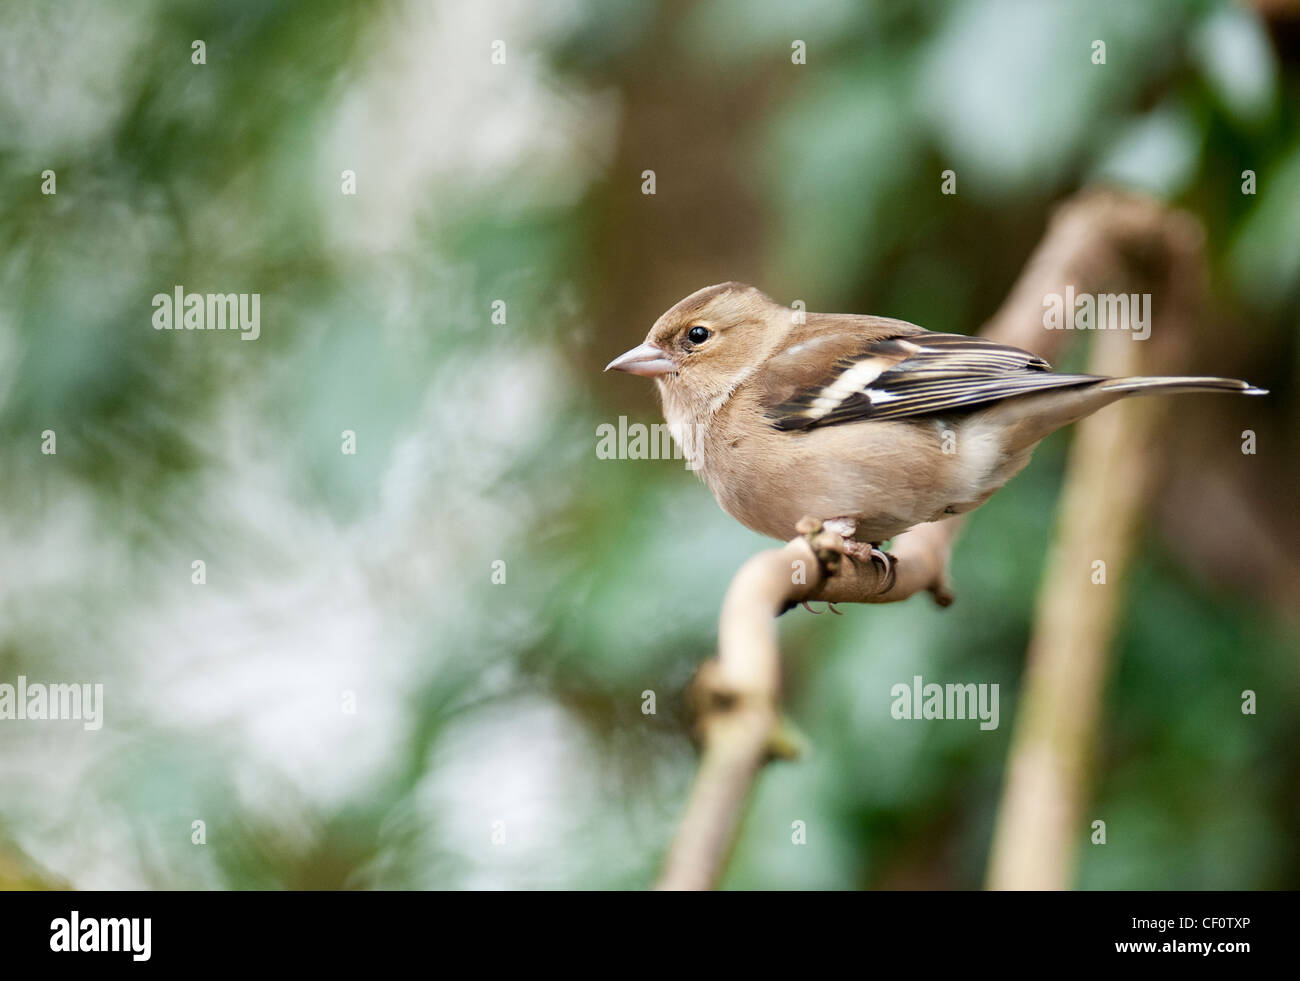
[606,282,1264,566]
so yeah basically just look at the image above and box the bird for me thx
[605,282,1265,582]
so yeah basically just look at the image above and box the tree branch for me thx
[986,198,1205,890]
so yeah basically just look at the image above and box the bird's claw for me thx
[839,540,898,594]
[799,600,844,615]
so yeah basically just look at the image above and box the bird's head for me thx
[605,282,783,407]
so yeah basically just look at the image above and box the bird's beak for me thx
[604,342,677,377]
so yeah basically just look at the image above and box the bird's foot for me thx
[839,539,897,594]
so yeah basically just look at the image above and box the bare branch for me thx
[986,198,1205,890]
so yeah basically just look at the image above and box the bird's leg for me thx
[822,517,858,539]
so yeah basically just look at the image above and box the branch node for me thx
[765,715,808,761]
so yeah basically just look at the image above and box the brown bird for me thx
[606,282,1264,574]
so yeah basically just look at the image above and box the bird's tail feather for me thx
[1096,375,1268,397]
[990,373,1266,457]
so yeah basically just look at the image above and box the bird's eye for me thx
[686,325,711,345]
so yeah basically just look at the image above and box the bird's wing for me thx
[759,327,1102,431]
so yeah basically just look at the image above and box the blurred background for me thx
[0,0,1297,890]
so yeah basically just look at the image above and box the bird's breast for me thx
[695,408,982,542]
